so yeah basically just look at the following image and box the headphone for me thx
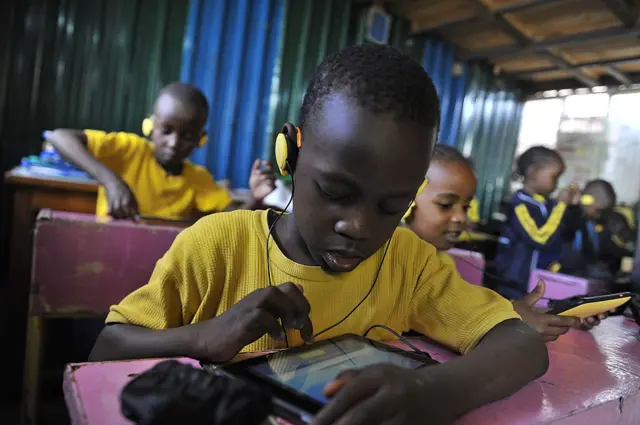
[581,194,595,206]
[141,116,208,148]
[402,179,429,222]
[274,126,302,176]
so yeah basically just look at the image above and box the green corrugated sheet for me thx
[458,65,524,219]
[0,0,188,175]
[0,0,188,282]
[268,0,424,161]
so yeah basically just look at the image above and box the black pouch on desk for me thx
[120,360,272,425]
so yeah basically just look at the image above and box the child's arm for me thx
[47,129,137,218]
[90,282,312,362]
[89,219,312,361]
[315,320,546,425]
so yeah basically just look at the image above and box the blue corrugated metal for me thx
[458,65,523,218]
[421,39,468,146]
[180,0,285,188]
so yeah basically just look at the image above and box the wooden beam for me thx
[467,26,640,59]
[600,0,639,28]
[537,52,599,87]
[411,0,561,33]
[470,0,600,87]
[605,65,633,84]
[510,55,640,77]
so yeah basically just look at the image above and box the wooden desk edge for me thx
[5,171,99,193]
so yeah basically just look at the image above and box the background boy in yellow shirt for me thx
[90,44,547,424]
[47,83,275,219]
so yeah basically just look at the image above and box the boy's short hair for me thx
[584,179,617,207]
[300,43,440,132]
[157,83,210,120]
[514,146,564,179]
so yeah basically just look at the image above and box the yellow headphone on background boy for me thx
[402,179,428,221]
[274,125,302,176]
[581,194,595,206]
[141,116,208,148]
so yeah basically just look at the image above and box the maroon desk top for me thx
[63,316,640,425]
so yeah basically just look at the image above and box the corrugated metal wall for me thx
[458,65,523,219]
[0,0,188,175]
[421,39,468,147]
[181,0,285,188]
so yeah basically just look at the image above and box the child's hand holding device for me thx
[189,282,312,362]
[512,280,581,342]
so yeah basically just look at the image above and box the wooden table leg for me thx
[4,189,35,400]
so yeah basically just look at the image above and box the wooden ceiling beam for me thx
[467,26,640,59]
[599,0,639,28]
[510,55,640,77]
[411,0,561,33]
[605,65,633,84]
[470,1,599,87]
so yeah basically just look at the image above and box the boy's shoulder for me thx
[389,226,438,262]
[179,209,267,247]
[85,129,148,145]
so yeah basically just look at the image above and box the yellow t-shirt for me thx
[85,130,232,219]
[107,210,520,354]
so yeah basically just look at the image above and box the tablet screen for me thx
[247,337,428,403]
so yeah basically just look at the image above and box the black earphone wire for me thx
[313,240,392,340]
[266,168,295,348]
[265,158,392,347]
[362,324,431,360]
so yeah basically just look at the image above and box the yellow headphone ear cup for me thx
[402,179,429,222]
[275,133,290,176]
[581,194,595,206]
[402,200,416,222]
[199,134,208,148]
[142,117,154,137]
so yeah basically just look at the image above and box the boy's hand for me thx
[104,178,138,219]
[249,159,276,202]
[512,280,581,342]
[190,282,312,362]
[314,364,454,425]
[558,185,581,205]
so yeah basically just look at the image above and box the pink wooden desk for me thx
[63,316,640,425]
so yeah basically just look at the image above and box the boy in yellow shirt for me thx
[47,83,275,219]
[90,45,547,424]
[405,145,606,342]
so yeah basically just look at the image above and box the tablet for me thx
[547,292,632,318]
[215,334,437,424]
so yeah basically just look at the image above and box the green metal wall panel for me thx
[0,0,188,175]
[458,65,523,219]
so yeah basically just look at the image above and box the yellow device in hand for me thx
[547,292,632,318]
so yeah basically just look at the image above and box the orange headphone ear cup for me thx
[198,134,208,148]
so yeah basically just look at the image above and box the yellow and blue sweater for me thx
[494,190,580,298]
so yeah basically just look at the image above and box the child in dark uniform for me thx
[494,147,581,299]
